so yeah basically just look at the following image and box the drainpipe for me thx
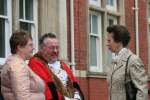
[70,0,76,74]
[134,0,139,56]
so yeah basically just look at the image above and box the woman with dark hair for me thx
[1,31,45,100]
[106,25,148,100]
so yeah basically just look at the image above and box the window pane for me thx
[89,14,91,33]
[107,50,112,64]
[92,15,98,34]
[149,25,150,36]
[89,0,100,6]
[25,0,33,20]
[20,22,31,33]
[107,0,114,6]
[149,25,150,47]
[107,16,117,26]
[19,0,23,19]
[90,36,97,66]
[148,4,150,18]
[110,0,113,6]
[0,0,7,15]
[0,18,5,57]
[108,19,114,26]
[107,0,109,4]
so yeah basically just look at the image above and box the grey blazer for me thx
[107,49,148,100]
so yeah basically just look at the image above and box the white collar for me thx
[112,48,128,61]
[48,61,61,70]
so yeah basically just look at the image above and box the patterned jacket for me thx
[107,49,148,100]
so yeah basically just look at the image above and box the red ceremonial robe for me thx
[28,53,84,100]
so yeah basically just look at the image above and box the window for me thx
[106,16,117,64]
[88,0,123,74]
[89,0,101,6]
[19,0,38,51]
[0,0,12,65]
[108,16,117,26]
[148,3,150,21]
[107,0,114,6]
[106,0,117,11]
[89,12,102,72]
[148,25,150,52]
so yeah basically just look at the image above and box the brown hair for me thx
[39,32,56,45]
[10,31,32,54]
[107,25,131,47]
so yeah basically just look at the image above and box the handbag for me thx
[125,55,137,100]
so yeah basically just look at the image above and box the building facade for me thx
[0,0,150,100]
[67,0,150,100]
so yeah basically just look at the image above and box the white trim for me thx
[0,15,8,19]
[33,0,38,52]
[19,19,35,24]
[70,0,75,74]
[134,0,139,56]
[75,70,87,77]
[75,70,107,78]
[0,0,12,65]
[23,0,25,19]
[90,33,99,37]
[148,3,150,19]
[89,12,103,72]
[58,0,68,61]
[89,0,101,7]
[148,18,150,23]
[5,0,12,57]
[148,25,150,76]
[148,1,150,77]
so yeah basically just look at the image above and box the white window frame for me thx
[89,0,101,7]
[147,2,150,18]
[19,0,38,52]
[106,0,117,11]
[148,3,150,76]
[0,0,12,65]
[106,15,117,64]
[148,25,150,76]
[89,12,103,72]
[148,3,150,22]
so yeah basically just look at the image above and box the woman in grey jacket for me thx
[1,31,45,100]
[106,25,148,100]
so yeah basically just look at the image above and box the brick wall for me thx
[74,0,88,70]
[66,0,90,99]
[76,77,108,100]
[66,0,88,70]
[66,0,149,100]
[138,0,148,71]
[125,0,148,69]
[88,78,108,100]
[125,0,136,53]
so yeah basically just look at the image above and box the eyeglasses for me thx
[45,45,59,51]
